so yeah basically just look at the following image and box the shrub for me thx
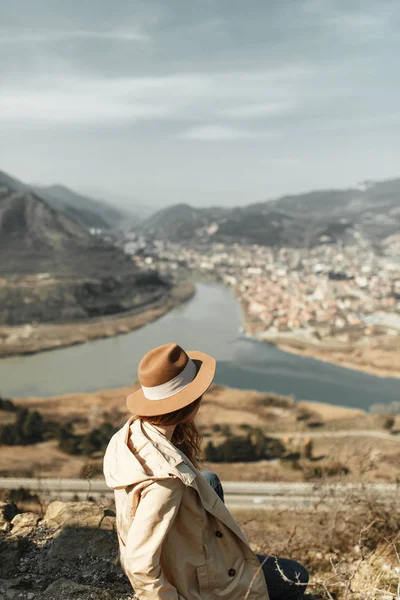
[0,425,18,445]
[57,422,81,455]
[307,419,324,428]
[304,439,314,460]
[206,435,258,462]
[80,461,104,479]
[58,435,81,455]
[205,441,219,462]
[0,397,16,412]
[304,461,350,479]
[261,436,286,460]
[219,436,256,462]
[384,417,395,430]
[0,408,45,445]
[57,420,117,456]
[221,424,232,437]
[8,487,40,505]
[296,409,314,422]
[20,410,45,444]
[205,430,287,463]
[258,394,294,409]
[0,404,116,457]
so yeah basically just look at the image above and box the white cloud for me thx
[0,68,306,125]
[224,102,291,119]
[0,28,150,44]
[300,0,392,42]
[179,125,264,141]
[0,64,361,130]
[0,89,170,123]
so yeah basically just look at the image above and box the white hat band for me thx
[141,359,197,400]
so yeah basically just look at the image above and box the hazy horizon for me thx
[1,0,400,209]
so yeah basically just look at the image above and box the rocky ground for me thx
[0,500,137,600]
[1,494,398,600]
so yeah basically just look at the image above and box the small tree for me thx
[252,428,266,459]
[304,439,314,461]
[0,424,17,445]
[384,417,395,430]
[205,441,219,462]
[221,424,232,437]
[21,410,45,444]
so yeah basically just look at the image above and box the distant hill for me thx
[137,179,400,248]
[0,170,133,230]
[33,184,128,230]
[140,203,220,241]
[0,185,170,325]
[0,188,99,275]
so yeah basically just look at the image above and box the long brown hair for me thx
[132,396,204,468]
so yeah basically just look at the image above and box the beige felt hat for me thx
[126,343,216,416]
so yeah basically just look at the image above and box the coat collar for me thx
[125,416,198,487]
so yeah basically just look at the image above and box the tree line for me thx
[204,427,286,462]
[0,396,116,456]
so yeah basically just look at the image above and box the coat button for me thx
[228,568,236,577]
[215,530,223,538]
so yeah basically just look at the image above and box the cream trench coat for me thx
[103,417,270,600]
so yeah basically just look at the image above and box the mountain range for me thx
[0,170,133,230]
[137,179,400,248]
[0,171,169,326]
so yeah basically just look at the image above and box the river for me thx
[0,282,398,410]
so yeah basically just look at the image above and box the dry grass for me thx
[234,485,400,599]
[3,384,399,483]
[6,474,398,599]
[275,334,400,380]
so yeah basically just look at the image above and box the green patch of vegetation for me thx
[0,408,46,445]
[384,417,395,430]
[210,424,221,432]
[204,429,286,462]
[8,487,40,505]
[57,421,116,456]
[0,396,17,412]
[0,402,117,457]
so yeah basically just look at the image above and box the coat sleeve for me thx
[124,477,186,600]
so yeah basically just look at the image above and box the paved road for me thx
[1,478,397,510]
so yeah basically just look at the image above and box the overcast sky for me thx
[1,0,400,208]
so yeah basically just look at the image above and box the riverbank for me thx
[1,280,399,405]
[254,330,400,380]
[235,286,400,379]
[0,280,195,358]
[190,272,400,380]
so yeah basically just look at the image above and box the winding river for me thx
[0,282,399,409]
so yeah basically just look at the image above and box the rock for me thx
[0,501,132,598]
[44,579,113,599]
[10,513,40,537]
[0,577,29,600]
[44,501,114,530]
[0,503,19,530]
